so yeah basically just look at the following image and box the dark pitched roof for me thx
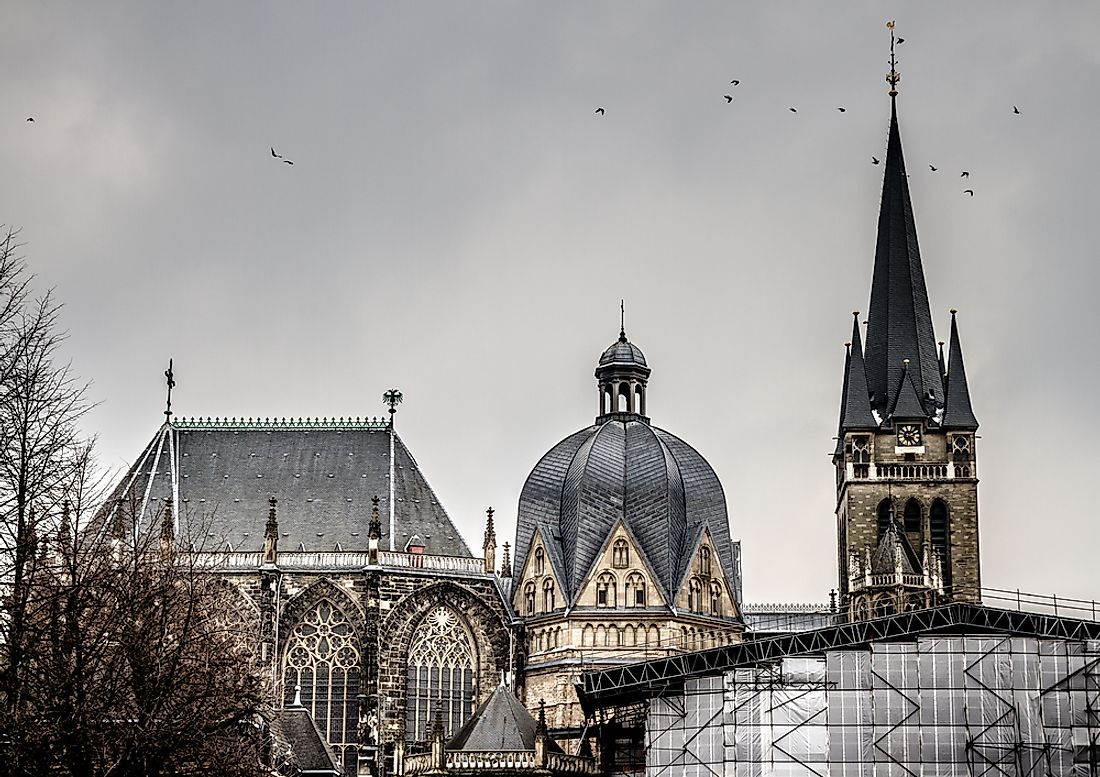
[942,311,979,430]
[864,98,943,419]
[271,705,342,775]
[447,685,561,753]
[110,419,471,556]
[870,519,921,576]
[839,313,878,434]
[887,363,928,421]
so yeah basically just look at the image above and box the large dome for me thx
[513,417,738,606]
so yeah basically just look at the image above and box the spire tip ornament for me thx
[886,20,901,96]
[164,359,176,420]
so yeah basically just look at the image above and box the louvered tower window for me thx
[283,600,361,773]
[404,607,476,742]
[877,499,894,537]
[903,498,922,533]
[930,500,951,590]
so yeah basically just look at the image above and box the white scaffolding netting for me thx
[645,635,1100,777]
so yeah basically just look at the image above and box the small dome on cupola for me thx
[598,332,649,370]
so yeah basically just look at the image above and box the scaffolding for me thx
[579,604,1100,776]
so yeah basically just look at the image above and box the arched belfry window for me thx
[405,607,476,743]
[283,600,361,769]
[612,538,629,568]
[877,499,894,538]
[903,498,922,533]
[930,499,951,589]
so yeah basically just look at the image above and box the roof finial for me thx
[382,389,403,427]
[886,21,900,97]
[164,358,176,421]
[619,299,627,343]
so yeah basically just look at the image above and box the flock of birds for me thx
[589,78,1026,199]
[22,70,1025,202]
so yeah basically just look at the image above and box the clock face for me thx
[897,424,922,447]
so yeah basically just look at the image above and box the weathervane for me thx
[382,389,403,426]
[886,20,901,96]
[164,359,176,420]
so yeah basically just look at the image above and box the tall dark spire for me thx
[863,97,943,419]
[942,310,979,429]
[840,312,877,433]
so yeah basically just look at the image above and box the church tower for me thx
[834,52,981,621]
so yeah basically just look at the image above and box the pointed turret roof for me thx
[942,310,979,430]
[871,518,921,577]
[840,312,878,432]
[864,98,943,418]
[888,361,927,421]
[447,685,562,753]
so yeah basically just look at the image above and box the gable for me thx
[574,521,667,610]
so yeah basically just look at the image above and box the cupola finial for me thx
[619,299,627,343]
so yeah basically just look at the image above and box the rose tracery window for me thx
[283,600,360,773]
[405,606,476,743]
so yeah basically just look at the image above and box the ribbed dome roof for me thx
[514,418,737,605]
[599,334,648,368]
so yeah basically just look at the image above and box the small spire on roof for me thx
[164,358,176,421]
[619,299,627,343]
[500,541,512,578]
[942,310,979,430]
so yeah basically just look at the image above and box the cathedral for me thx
[111,56,1000,776]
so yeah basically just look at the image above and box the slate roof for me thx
[863,98,944,420]
[870,519,921,576]
[942,311,979,430]
[447,685,561,753]
[109,419,471,556]
[271,704,342,775]
[598,331,649,370]
[888,364,928,421]
[839,313,878,435]
[515,418,738,607]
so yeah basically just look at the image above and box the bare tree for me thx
[0,230,270,777]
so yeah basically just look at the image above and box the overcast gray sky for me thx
[2,2,1097,605]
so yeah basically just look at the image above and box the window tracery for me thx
[283,600,360,771]
[523,582,535,615]
[596,572,617,608]
[625,572,646,607]
[405,606,476,743]
[687,577,704,612]
[542,579,555,612]
[709,582,723,615]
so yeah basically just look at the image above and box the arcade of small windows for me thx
[580,623,661,648]
[283,600,361,772]
[612,538,630,568]
[405,607,476,743]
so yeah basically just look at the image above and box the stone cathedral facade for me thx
[111,82,984,776]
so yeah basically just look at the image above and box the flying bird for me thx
[872,156,880,165]
[283,159,294,165]
[789,107,797,113]
[929,164,938,172]
[1013,105,1021,115]
[271,147,282,158]
[25,117,34,122]
[963,189,974,196]
[897,37,905,44]
[724,95,733,103]
[961,171,970,178]
[837,107,846,112]
[730,80,740,86]
[595,107,605,115]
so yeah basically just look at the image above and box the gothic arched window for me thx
[523,582,536,615]
[625,572,646,608]
[699,547,712,576]
[877,499,894,537]
[612,538,629,568]
[283,600,361,770]
[542,579,555,612]
[903,498,922,533]
[688,578,704,612]
[534,547,544,576]
[709,582,723,615]
[405,607,476,743]
[595,572,617,608]
[930,499,951,589]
